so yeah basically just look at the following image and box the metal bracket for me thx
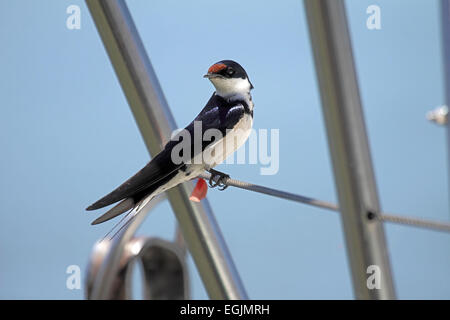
[86,233,189,299]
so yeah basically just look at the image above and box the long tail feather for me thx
[109,210,139,240]
[100,208,134,242]
[91,198,135,225]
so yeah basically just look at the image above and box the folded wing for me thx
[86,148,182,211]
[86,93,245,211]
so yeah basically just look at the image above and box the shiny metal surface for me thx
[304,0,396,299]
[85,0,247,299]
[427,105,448,125]
[86,196,176,299]
[128,237,189,299]
[442,0,450,201]
[86,224,190,299]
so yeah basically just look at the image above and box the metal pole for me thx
[442,0,450,205]
[86,0,247,300]
[304,0,396,299]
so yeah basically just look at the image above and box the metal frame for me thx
[86,0,247,300]
[304,0,396,299]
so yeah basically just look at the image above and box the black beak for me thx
[203,73,222,79]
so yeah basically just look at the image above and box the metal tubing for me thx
[86,195,165,299]
[304,0,396,299]
[442,0,450,204]
[86,0,247,299]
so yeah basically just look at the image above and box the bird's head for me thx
[204,60,253,98]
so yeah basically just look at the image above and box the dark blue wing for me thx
[167,93,245,156]
[86,94,245,211]
[86,147,183,210]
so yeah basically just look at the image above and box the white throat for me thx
[211,77,252,101]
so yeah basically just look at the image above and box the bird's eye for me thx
[227,67,235,76]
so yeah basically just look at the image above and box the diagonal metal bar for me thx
[86,0,247,300]
[304,0,396,299]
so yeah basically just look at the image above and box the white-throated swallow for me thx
[87,60,254,225]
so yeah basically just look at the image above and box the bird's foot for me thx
[208,169,230,191]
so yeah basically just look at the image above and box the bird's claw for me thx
[208,170,230,191]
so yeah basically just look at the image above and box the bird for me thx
[86,60,255,225]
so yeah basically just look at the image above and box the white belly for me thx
[201,113,253,169]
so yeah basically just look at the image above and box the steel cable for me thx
[197,172,450,234]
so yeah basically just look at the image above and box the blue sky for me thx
[0,0,448,299]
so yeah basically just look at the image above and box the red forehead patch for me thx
[208,63,227,74]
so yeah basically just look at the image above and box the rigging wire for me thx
[197,172,450,234]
